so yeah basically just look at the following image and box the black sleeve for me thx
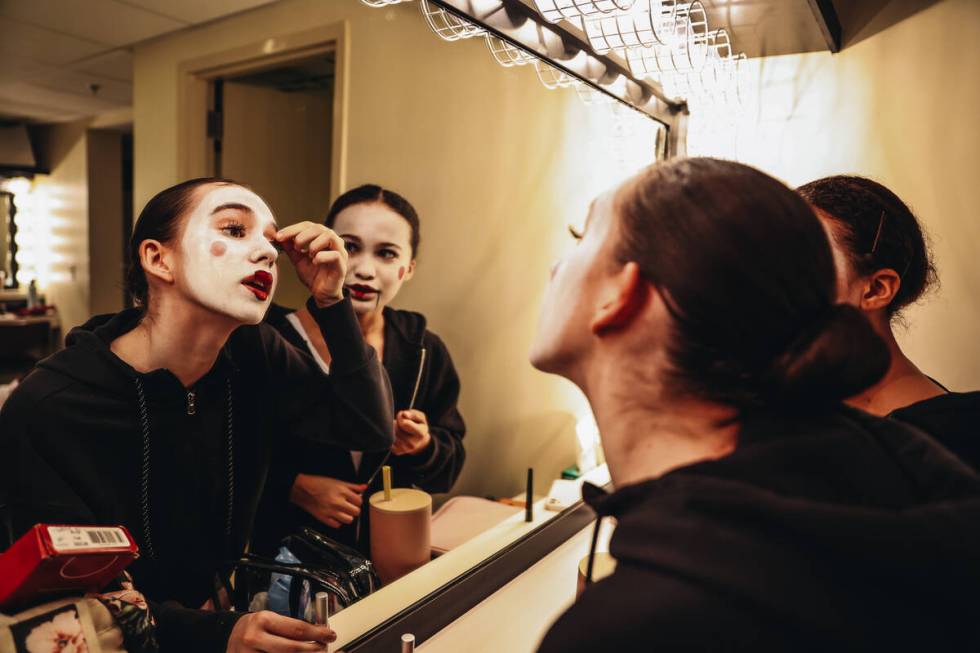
[267,296,394,452]
[392,332,466,493]
[0,391,96,549]
[150,601,244,653]
[259,297,394,509]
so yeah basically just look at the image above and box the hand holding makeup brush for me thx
[392,409,432,455]
[275,221,349,308]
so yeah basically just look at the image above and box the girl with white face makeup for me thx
[0,178,394,653]
[255,184,466,555]
[530,158,980,652]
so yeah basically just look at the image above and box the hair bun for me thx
[765,304,890,405]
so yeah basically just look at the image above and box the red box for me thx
[0,524,139,611]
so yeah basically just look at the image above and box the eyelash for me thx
[344,242,398,260]
[222,222,282,251]
[222,222,246,238]
[568,225,584,241]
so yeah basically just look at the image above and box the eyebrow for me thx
[211,202,253,215]
[212,202,278,229]
[340,234,402,250]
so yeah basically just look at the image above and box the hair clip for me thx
[869,210,885,255]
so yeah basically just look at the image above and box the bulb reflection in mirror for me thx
[486,34,537,67]
[419,0,485,41]
[533,0,637,23]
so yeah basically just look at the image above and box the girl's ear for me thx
[403,259,417,281]
[140,239,176,285]
[859,268,901,312]
[590,262,648,335]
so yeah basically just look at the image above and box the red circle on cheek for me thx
[210,241,227,256]
[398,266,405,281]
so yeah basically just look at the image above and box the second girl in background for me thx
[797,176,980,468]
[254,184,466,554]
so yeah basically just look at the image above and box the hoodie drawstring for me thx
[584,515,604,587]
[134,377,235,560]
[134,377,155,560]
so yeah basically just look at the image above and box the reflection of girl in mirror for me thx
[797,175,980,468]
[257,184,466,553]
[0,178,395,653]
[532,159,980,651]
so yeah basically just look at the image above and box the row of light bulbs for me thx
[360,0,653,110]
[362,0,746,112]
[532,0,747,111]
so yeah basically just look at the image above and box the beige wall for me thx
[691,0,980,390]
[133,0,662,499]
[25,124,127,335]
[223,81,333,308]
[87,130,126,316]
[30,121,91,338]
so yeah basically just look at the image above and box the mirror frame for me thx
[168,5,678,647]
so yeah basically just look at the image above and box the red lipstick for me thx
[242,270,274,301]
[346,284,378,301]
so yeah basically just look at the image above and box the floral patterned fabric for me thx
[1,573,158,653]
[88,574,157,653]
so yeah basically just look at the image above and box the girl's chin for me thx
[350,297,386,314]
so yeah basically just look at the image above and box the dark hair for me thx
[796,175,937,316]
[126,177,238,309]
[324,184,421,257]
[615,158,889,410]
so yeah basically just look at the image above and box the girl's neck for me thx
[846,323,945,415]
[111,298,236,388]
[356,306,385,338]
[586,363,738,489]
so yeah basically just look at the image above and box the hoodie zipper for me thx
[187,390,196,416]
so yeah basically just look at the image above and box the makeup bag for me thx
[224,527,380,620]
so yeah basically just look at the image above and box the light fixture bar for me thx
[427,0,687,136]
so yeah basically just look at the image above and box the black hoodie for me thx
[0,297,393,652]
[537,408,980,652]
[252,303,465,553]
[888,390,980,470]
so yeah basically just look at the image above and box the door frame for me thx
[176,21,349,200]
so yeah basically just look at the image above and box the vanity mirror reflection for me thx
[129,0,672,646]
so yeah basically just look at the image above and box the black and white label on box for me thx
[47,526,130,552]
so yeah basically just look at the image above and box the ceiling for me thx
[0,0,279,124]
[699,0,839,59]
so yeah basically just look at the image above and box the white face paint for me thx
[333,202,415,316]
[176,184,279,324]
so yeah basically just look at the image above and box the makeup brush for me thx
[362,347,427,489]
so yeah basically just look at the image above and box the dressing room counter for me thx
[416,519,614,652]
[330,466,613,652]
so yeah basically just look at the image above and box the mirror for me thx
[130,0,666,639]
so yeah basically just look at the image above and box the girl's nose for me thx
[252,238,278,266]
[352,259,375,280]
